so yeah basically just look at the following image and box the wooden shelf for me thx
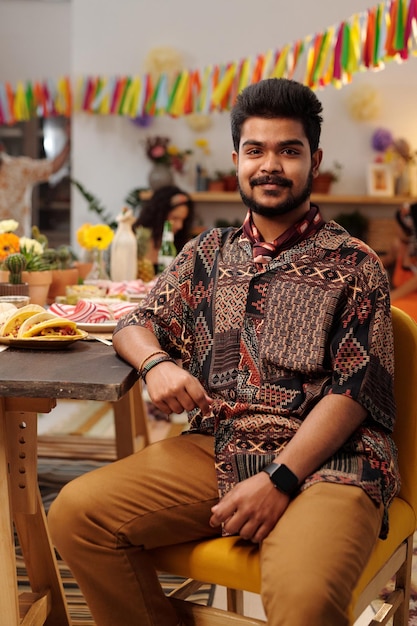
[140,190,412,206]
[140,190,411,254]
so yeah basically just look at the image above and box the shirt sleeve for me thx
[116,240,196,359]
[329,248,395,431]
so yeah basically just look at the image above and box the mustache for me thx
[250,175,293,188]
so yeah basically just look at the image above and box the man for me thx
[0,128,70,236]
[49,78,400,626]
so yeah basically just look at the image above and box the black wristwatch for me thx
[262,462,299,495]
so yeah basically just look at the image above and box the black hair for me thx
[133,185,194,252]
[230,78,323,154]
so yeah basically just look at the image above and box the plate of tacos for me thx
[0,304,88,349]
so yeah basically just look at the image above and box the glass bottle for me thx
[158,220,177,273]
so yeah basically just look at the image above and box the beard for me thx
[238,169,314,217]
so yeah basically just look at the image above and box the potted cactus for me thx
[42,244,79,304]
[0,253,30,297]
[0,221,54,305]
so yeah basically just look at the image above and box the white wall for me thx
[2,0,417,246]
[0,1,70,81]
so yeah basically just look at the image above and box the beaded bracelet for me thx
[140,354,177,382]
[137,350,169,376]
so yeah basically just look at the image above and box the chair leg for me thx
[370,589,405,625]
[167,578,206,600]
[369,533,413,626]
[392,534,413,626]
[227,588,244,614]
[169,596,266,625]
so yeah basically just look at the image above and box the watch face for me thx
[264,463,298,495]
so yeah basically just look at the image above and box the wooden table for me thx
[0,340,143,626]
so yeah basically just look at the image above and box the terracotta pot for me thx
[208,179,225,192]
[0,270,30,298]
[223,175,238,192]
[22,270,53,307]
[312,174,334,194]
[47,268,79,305]
[74,261,93,281]
[0,282,29,297]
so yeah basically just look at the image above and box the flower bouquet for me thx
[145,136,192,174]
[76,223,114,281]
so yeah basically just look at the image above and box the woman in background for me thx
[381,203,417,322]
[133,185,194,270]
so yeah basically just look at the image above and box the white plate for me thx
[76,321,117,333]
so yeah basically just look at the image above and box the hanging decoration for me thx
[1,0,417,125]
[345,84,382,121]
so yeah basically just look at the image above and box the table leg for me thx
[13,489,71,626]
[113,380,150,458]
[2,398,71,626]
[0,398,20,624]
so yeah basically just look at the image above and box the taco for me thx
[0,304,18,335]
[18,311,60,337]
[0,304,45,338]
[20,316,83,339]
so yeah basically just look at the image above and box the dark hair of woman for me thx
[133,185,194,253]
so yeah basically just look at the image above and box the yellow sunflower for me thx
[76,223,92,249]
[82,224,114,251]
[0,232,20,262]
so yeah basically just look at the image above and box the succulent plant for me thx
[41,245,77,270]
[4,253,27,284]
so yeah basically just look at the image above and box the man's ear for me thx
[312,149,323,177]
[232,151,238,168]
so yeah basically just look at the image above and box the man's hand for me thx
[209,472,290,543]
[145,361,213,416]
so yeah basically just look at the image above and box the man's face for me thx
[232,117,322,218]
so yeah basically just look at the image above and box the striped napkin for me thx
[49,299,137,323]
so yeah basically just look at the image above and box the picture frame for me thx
[367,163,395,196]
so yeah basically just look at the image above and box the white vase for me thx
[110,209,137,282]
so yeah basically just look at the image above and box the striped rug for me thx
[17,457,214,624]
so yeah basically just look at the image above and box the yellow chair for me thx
[150,306,417,626]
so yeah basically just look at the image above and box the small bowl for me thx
[0,295,31,309]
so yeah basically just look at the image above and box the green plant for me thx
[4,253,27,284]
[42,245,78,270]
[31,226,78,270]
[124,187,148,212]
[71,179,117,229]
[19,241,51,272]
[335,210,369,240]
[318,160,343,182]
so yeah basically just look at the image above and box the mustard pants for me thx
[48,433,383,626]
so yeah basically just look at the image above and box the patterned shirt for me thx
[0,154,54,236]
[117,219,400,538]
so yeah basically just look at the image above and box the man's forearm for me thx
[272,394,367,485]
[113,324,165,372]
